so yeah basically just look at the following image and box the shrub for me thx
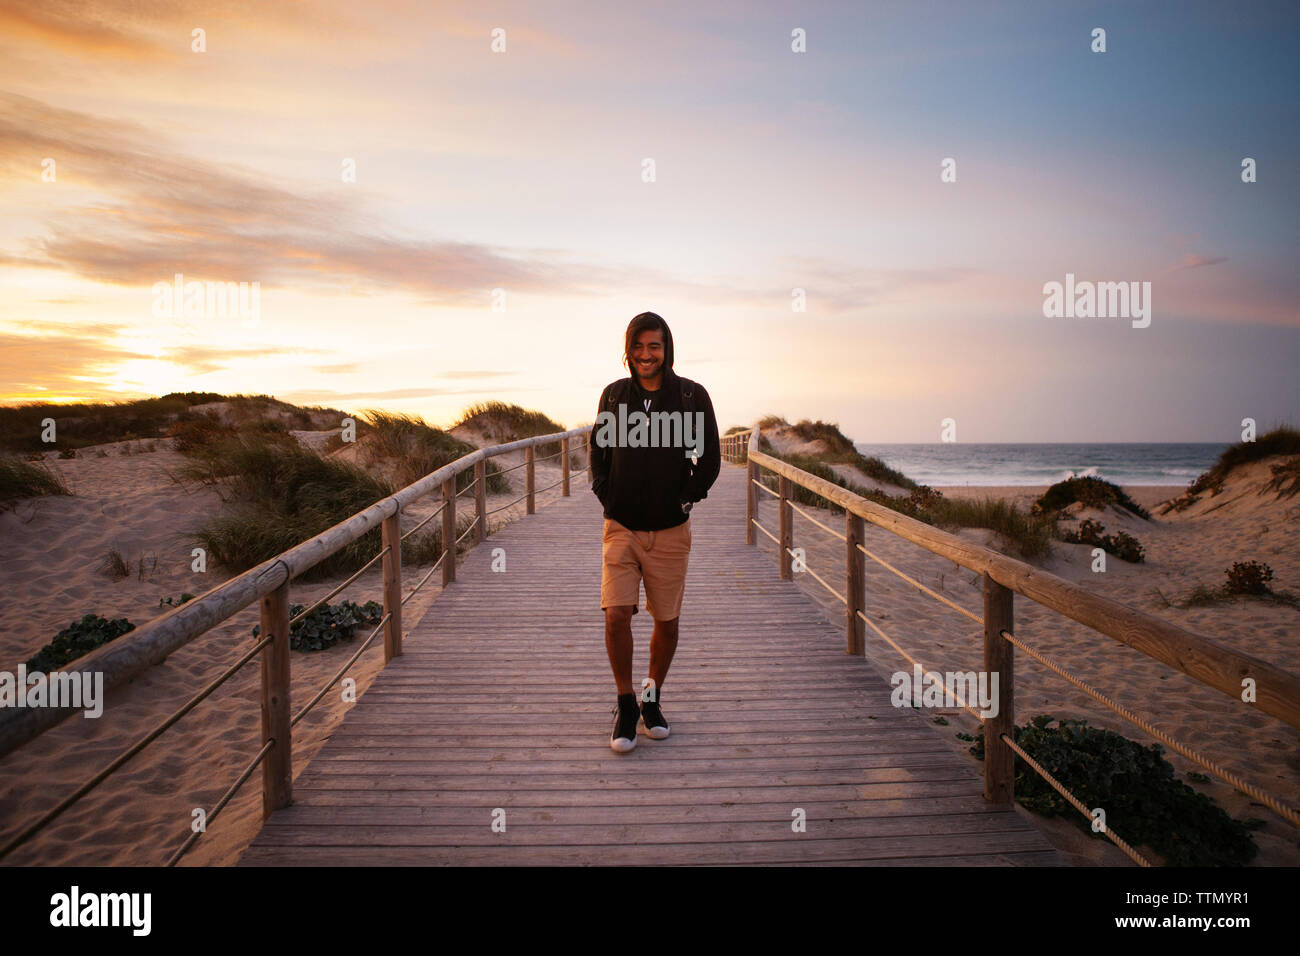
[1225,560,1273,595]
[1032,475,1150,520]
[26,614,136,671]
[959,714,1259,866]
[183,433,397,580]
[1061,518,1146,563]
[252,599,383,652]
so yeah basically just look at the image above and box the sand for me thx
[761,464,1300,865]
[0,432,583,866]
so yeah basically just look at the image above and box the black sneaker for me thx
[639,678,670,739]
[610,692,640,753]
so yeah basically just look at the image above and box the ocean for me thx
[850,443,1225,487]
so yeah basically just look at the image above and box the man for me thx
[590,312,720,753]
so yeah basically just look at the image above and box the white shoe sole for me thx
[611,735,636,753]
[639,718,670,740]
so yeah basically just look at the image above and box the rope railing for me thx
[291,612,391,729]
[1000,732,1152,866]
[739,421,1300,855]
[402,551,447,606]
[400,501,446,540]
[0,424,595,866]
[290,545,390,626]
[165,739,274,867]
[999,626,1300,828]
[0,633,272,861]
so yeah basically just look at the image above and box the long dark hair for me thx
[623,311,674,375]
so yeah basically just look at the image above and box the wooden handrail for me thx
[744,429,1300,731]
[741,421,1300,814]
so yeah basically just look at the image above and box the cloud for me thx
[0,322,151,396]
[1165,253,1229,274]
[282,384,540,405]
[0,0,364,61]
[0,319,340,395]
[0,92,756,308]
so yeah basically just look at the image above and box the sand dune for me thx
[0,431,580,866]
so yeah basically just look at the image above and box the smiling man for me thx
[590,312,720,753]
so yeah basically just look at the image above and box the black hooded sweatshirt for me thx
[590,359,721,532]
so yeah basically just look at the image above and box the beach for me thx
[759,465,1299,865]
[2,420,1297,867]
[0,429,582,866]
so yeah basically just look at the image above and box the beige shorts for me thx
[601,517,692,622]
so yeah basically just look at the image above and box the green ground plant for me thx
[957,714,1260,866]
[251,599,384,652]
[26,614,136,671]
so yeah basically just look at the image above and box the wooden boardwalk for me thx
[241,464,1061,865]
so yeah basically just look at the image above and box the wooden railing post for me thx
[474,459,487,544]
[561,436,570,496]
[381,505,403,661]
[983,573,1015,805]
[526,445,536,514]
[442,476,456,585]
[845,513,865,656]
[260,579,292,819]
[778,475,793,580]
[746,459,758,546]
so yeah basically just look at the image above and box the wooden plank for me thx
[242,464,1060,866]
[241,829,1052,866]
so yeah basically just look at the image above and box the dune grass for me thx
[0,392,356,455]
[1160,425,1300,514]
[760,416,918,491]
[1191,425,1300,495]
[361,409,508,493]
[452,400,568,459]
[183,433,397,580]
[0,454,71,507]
[1032,475,1151,520]
[183,429,488,580]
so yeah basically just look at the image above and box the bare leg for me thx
[604,605,635,696]
[648,616,680,693]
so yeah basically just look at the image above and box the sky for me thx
[1,0,1297,442]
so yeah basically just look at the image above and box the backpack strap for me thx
[678,375,696,416]
[605,378,630,410]
[678,376,699,468]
